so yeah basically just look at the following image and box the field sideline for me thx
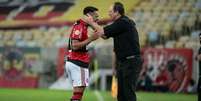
[0,88,196,101]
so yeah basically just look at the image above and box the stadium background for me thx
[0,0,199,101]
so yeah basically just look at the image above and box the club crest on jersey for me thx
[74,30,81,35]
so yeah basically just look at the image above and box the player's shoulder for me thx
[73,20,85,29]
[72,21,82,30]
[73,20,81,26]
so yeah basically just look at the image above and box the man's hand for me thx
[84,14,94,25]
[84,14,105,37]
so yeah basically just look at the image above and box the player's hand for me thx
[89,33,100,42]
[94,29,104,37]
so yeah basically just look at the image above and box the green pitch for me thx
[0,88,196,101]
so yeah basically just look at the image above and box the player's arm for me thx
[72,34,99,50]
[70,22,99,50]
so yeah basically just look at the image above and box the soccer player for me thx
[65,6,99,101]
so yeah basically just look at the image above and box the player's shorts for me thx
[65,61,89,87]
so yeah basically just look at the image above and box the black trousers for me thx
[116,56,142,101]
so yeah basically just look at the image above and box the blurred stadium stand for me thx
[0,0,200,93]
[132,0,201,48]
[0,27,69,47]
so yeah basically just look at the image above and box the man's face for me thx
[89,11,99,22]
[108,5,118,20]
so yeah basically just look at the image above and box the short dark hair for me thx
[83,6,98,15]
[113,2,125,15]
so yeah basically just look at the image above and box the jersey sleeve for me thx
[70,24,83,40]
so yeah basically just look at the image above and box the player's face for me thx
[108,5,118,21]
[89,11,99,22]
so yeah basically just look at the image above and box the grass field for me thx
[0,88,197,101]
